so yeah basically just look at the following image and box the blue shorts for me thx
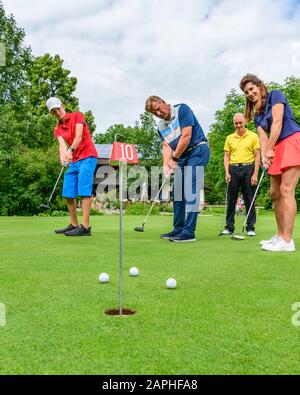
[62,157,97,198]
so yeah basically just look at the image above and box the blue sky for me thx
[2,0,300,134]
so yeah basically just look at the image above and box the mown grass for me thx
[0,214,300,374]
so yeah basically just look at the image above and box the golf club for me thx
[134,177,168,232]
[40,162,67,210]
[232,168,266,240]
[218,182,229,236]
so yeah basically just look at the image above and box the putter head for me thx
[134,225,144,232]
[231,234,245,240]
[40,203,50,210]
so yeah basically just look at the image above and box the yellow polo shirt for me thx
[224,129,260,164]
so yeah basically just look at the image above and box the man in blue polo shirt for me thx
[145,95,210,242]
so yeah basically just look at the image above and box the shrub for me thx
[90,209,104,216]
[50,210,69,217]
[125,202,159,215]
[158,203,173,213]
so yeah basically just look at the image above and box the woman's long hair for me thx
[239,74,268,122]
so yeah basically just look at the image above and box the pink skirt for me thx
[268,132,300,175]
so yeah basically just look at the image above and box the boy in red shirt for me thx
[46,97,98,236]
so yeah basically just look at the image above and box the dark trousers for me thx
[226,164,256,232]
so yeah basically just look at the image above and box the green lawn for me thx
[0,214,300,374]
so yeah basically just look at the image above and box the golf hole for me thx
[105,308,136,316]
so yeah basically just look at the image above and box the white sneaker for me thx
[261,237,295,252]
[247,230,256,237]
[221,229,232,235]
[259,234,280,246]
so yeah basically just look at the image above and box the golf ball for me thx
[99,273,109,283]
[129,267,139,277]
[166,278,177,289]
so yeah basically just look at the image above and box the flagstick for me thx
[119,163,124,318]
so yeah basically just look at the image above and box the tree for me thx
[84,110,97,137]
[0,104,22,156]
[278,76,300,124]
[27,54,78,117]
[205,90,247,204]
[94,112,161,167]
[24,54,98,148]
[138,112,162,167]
[0,2,98,215]
[0,145,65,216]
[0,1,32,166]
[0,1,32,107]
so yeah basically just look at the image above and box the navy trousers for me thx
[172,144,210,237]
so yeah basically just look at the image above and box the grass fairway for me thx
[1,214,300,375]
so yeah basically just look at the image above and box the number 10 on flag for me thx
[109,142,139,166]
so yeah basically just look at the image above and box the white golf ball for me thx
[99,273,109,283]
[166,278,177,289]
[129,267,139,277]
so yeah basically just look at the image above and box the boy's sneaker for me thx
[261,237,295,252]
[160,231,179,240]
[169,234,196,243]
[55,224,78,234]
[220,229,233,235]
[247,230,256,237]
[259,234,280,246]
[65,224,91,236]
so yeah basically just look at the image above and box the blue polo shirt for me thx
[157,104,207,151]
[254,90,300,142]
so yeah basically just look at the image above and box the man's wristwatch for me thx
[172,155,179,162]
[68,147,75,153]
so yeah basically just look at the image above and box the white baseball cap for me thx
[46,97,62,112]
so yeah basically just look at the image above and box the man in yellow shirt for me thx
[221,113,260,236]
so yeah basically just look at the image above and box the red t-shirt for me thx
[54,112,98,162]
